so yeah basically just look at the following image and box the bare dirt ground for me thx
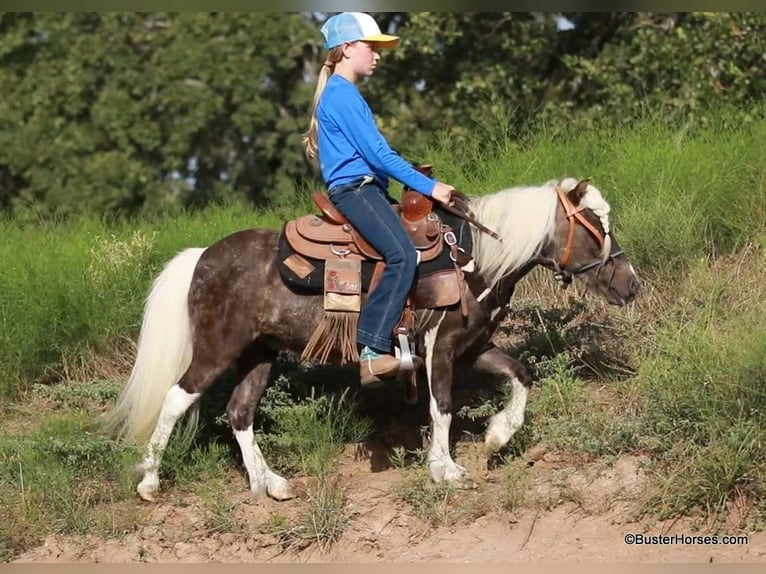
[13,443,766,563]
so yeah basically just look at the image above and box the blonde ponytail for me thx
[303,47,343,161]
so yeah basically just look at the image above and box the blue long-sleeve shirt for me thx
[316,74,436,196]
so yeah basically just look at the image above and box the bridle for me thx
[536,184,625,287]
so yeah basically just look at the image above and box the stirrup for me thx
[394,332,416,372]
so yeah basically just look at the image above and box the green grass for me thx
[0,408,142,560]
[256,379,373,476]
[628,249,766,520]
[267,476,351,553]
[0,202,289,399]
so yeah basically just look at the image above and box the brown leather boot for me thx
[359,354,401,388]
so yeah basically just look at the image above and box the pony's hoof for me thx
[250,476,296,501]
[137,485,157,502]
[268,478,297,501]
[484,432,509,453]
[270,488,297,502]
[430,460,470,485]
[454,476,478,490]
[137,475,159,502]
[484,414,513,452]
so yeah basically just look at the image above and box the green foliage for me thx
[365,13,765,156]
[365,13,561,147]
[0,408,141,559]
[0,204,278,399]
[256,377,372,476]
[0,13,763,219]
[0,13,320,219]
[552,13,766,129]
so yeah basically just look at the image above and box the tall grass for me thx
[630,247,766,519]
[422,105,766,277]
[0,405,142,560]
[0,202,288,398]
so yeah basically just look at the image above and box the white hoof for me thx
[429,458,468,484]
[137,474,159,502]
[267,474,297,501]
[250,473,296,501]
[485,416,512,452]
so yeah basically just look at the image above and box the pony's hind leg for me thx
[136,357,229,501]
[423,312,473,488]
[227,349,295,501]
[473,345,533,452]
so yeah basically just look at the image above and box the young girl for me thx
[303,12,455,387]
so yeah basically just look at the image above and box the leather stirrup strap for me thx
[368,261,386,295]
[447,240,469,317]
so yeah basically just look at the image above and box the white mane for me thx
[469,177,613,289]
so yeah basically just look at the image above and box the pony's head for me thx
[543,177,639,305]
[469,176,639,306]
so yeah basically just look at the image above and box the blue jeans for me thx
[328,176,417,353]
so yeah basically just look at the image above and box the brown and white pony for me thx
[105,177,639,501]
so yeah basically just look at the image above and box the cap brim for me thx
[361,34,400,49]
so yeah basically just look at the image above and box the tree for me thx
[551,12,766,127]
[0,12,321,218]
[0,12,762,219]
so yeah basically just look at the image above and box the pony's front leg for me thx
[471,345,533,452]
[423,314,473,488]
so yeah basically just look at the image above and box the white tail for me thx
[105,247,206,445]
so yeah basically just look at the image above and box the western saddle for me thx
[284,189,445,264]
[281,167,470,401]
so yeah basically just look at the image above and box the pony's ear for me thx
[568,178,590,205]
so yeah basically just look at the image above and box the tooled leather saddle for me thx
[279,166,471,312]
[285,190,443,263]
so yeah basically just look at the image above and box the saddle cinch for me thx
[281,169,469,373]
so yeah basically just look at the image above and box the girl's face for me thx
[343,40,381,78]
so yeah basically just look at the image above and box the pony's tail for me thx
[104,247,206,447]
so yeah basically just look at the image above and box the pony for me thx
[105,176,639,501]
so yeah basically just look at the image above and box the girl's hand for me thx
[431,182,455,205]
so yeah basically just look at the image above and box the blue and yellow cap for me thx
[320,12,399,50]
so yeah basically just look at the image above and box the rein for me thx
[443,192,502,242]
[535,184,625,287]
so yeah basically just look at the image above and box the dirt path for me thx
[13,447,765,563]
